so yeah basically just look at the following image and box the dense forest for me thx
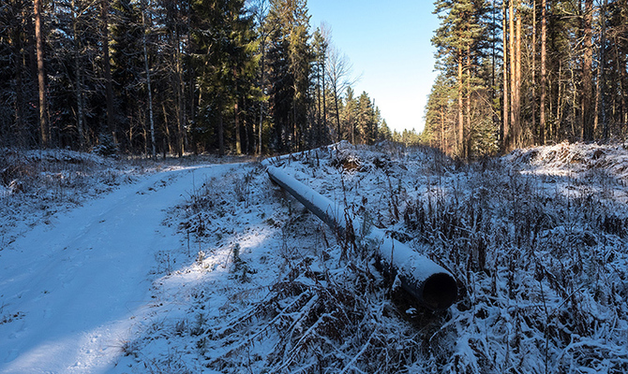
[0,0,410,156]
[423,0,628,158]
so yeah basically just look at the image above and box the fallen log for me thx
[266,165,458,311]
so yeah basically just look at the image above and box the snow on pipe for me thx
[262,141,349,167]
[266,165,458,311]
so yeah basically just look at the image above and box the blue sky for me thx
[307,0,440,134]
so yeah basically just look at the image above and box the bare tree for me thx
[326,44,354,142]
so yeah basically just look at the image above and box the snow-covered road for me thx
[0,164,233,374]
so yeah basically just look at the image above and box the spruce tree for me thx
[0,0,35,147]
[266,0,312,151]
[424,74,455,152]
[190,0,255,155]
[111,0,144,153]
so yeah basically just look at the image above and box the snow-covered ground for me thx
[1,142,627,373]
[0,154,236,373]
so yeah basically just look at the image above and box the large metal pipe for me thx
[266,166,458,311]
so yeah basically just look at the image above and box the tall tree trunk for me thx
[515,0,522,146]
[440,109,445,153]
[502,3,510,149]
[316,62,321,145]
[532,0,537,143]
[293,98,298,151]
[322,56,327,141]
[334,82,341,143]
[492,0,497,101]
[14,21,25,143]
[245,115,250,154]
[175,28,185,157]
[558,61,565,139]
[594,0,608,139]
[617,8,627,133]
[540,0,547,144]
[572,63,578,137]
[34,0,48,147]
[235,99,241,154]
[465,47,471,159]
[162,103,173,154]
[457,51,464,157]
[257,48,266,156]
[234,67,241,154]
[509,1,516,149]
[258,33,266,155]
[72,0,85,150]
[101,0,115,145]
[141,0,156,158]
[219,113,225,156]
[582,0,594,141]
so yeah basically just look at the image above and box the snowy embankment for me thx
[1,142,628,373]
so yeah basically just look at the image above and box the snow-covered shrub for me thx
[330,149,365,172]
[93,132,118,157]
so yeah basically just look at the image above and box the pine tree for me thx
[605,0,628,136]
[539,0,547,144]
[311,26,330,146]
[432,0,493,158]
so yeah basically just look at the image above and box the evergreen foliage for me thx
[0,0,388,155]
[425,0,628,158]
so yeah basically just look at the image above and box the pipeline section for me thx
[266,165,457,311]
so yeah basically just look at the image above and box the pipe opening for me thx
[421,272,458,311]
